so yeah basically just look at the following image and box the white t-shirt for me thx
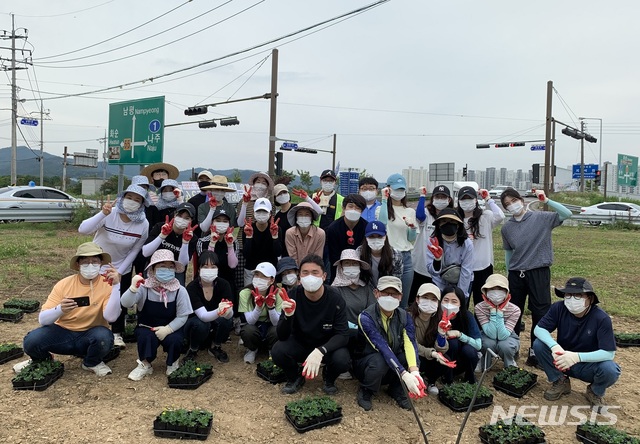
[463,199,505,271]
[375,204,416,252]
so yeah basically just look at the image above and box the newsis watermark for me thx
[490,404,620,426]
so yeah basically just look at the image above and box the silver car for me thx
[0,185,97,223]
[579,202,640,225]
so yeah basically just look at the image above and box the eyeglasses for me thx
[564,294,587,301]
[346,230,354,246]
[78,258,101,266]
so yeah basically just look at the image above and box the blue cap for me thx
[365,220,386,237]
[386,173,407,190]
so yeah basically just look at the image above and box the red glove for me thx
[409,371,428,399]
[269,217,280,238]
[224,227,234,246]
[419,186,427,197]
[312,190,322,204]
[346,230,354,246]
[218,298,232,317]
[433,351,457,368]
[173,188,182,199]
[478,189,489,200]
[182,222,198,243]
[101,272,114,286]
[497,293,511,311]
[403,216,416,229]
[279,288,296,316]
[535,189,548,203]
[207,192,218,208]
[242,185,252,203]
[292,188,308,199]
[427,237,443,259]
[211,231,220,243]
[438,311,455,335]
[252,288,265,308]
[161,215,174,237]
[265,286,277,309]
[133,273,145,288]
[243,217,253,238]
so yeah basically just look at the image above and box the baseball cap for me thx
[386,173,407,190]
[554,277,599,304]
[197,170,214,180]
[254,262,277,278]
[212,207,231,221]
[320,169,336,180]
[254,197,272,213]
[481,274,509,294]
[436,208,463,225]
[365,221,386,237]
[417,283,441,301]
[458,186,477,199]
[432,185,451,197]
[175,202,196,218]
[377,276,402,293]
[273,184,288,196]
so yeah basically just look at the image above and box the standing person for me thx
[376,173,417,309]
[187,170,215,212]
[410,185,454,304]
[356,221,403,288]
[274,184,324,256]
[121,249,193,381]
[355,276,426,411]
[242,198,282,285]
[198,175,237,233]
[456,187,505,308]
[145,179,184,228]
[314,169,343,230]
[78,184,149,348]
[14,243,121,377]
[140,162,181,206]
[501,188,572,367]
[183,251,234,363]
[285,202,325,266]
[359,176,381,222]
[325,194,368,281]
[426,209,474,299]
[271,254,350,395]
[533,278,620,409]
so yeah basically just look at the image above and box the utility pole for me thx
[62,146,68,192]
[580,120,585,192]
[98,130,107,181]
[37,100,51,186]
[543,81,553,195]
[267,49,278,177]
[550,122,556,192]
[332,134,337,171]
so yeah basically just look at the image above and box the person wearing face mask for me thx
[325,194,368,282]
[313,169,344,230]
[121,249,193,381]
[426,209,475,299]
[475,274,521,369]
[238,262,284,364]
[456,187,505,310]
[356,221,403,288]
[198,175,238,234]
[273,184,323,257]
[438,286,482,384]
[410,185,454,304]
[184,251,234,364]
[131,175,153,207]
[354,276,426,411]
[285,202,325,266]
[140,162,181,206]
[187,170,215,212]
[276,257,299,291]
[500,187,572,369]
[14,243,122,377]
[376,173,417,309]
[533,278,620,409]
[358,176,381,222]
[145,179,185,228]
[236,172,274,227]
[143,202,198,285]
[408,283,449,396]
[272,254,350,395]
[78,185,150,348]
[242,198,282,286]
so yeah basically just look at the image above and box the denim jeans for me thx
[533,339,621,396]
[23,324,114,367]
[399,250,413,309]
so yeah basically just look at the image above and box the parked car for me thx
[580,202,640,225]
[523,189,537,197]
[488,185,510,198]
[0,186,97,223]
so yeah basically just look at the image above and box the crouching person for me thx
[271,254,350,395]
[355,276,426,411]
[121,249,193,381]
[15,242,121,376]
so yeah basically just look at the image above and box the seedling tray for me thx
[256,365,286,384]
[153,417,212,440]
[3,300,40,313]
[102,347,120,363]
[575,433,596,444]
[615,340,640,348]
[438,392,494,412]
[493,379,537,398]
[480,436,546,444]
[168,372,212,390]
[122,333,137,343]
[12,364,64,391]
[0,312,24,323]
[0,347,24,365]
[285,410,342,433]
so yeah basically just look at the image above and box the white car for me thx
[0,185,97,223]
[489,185,510,198]
[580,202,640,225]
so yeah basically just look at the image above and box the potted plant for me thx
[153,408,213,440]
[439,381,494,412]
[0,342,24,365]
[284,396,342,433]
[576,422,640,444]
[256,359,286,384]
[479,415,545,444]
[167,360,213,389]
[3,298,40,313]
[614,332,640,347]
[0,307,24,322]
[122,322,137,343]
[12,359,64,391]
[493,366,538,398]
[125,309,137,323]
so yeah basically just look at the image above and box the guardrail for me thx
[0,208,75,223]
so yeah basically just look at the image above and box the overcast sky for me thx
[1,0,638,181]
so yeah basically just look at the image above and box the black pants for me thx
[271,337,350,383]
[508,267,552,347]
[471,264,494,309]
[408,271,433,307]
[443,338,478,384]
[111,271,132,334]
[354,352,407,394]
[420,356,446,385]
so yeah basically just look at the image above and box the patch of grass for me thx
[0,242,29,260]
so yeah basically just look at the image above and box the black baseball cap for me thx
[432,185,451,197]
[175,202,196,218]
[554,277,599,304]
[320,169,337,180]
[458,186,477,199]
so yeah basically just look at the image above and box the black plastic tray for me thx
[13,366,64,391]
[256,365,286,384]
[122,334,137,344]
[0,312,24,323]
[153,420,212,441]
[480,436,546,444]
[493,379,538,398]
[0,347,24,365]
[575,433,596,444]
[438,392,493,412]
[285,410,342,434]
[3,301,40,313]
[615,340,640,348]
[168,372,212,390]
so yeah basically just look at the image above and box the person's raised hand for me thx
[382,187,391,200]
[292,188,308,199]
[211,231,220,243]
[224,227,234,246]
[478,189,490,200]
[427,237,443,259]
[420,186,427,197]
[208,192,218,208]
[242,185,252,203]
[535,189,549,203]
[160,215,174,239]
[497,294,511,311]
[243,217,253,238]
[130,273,145,293]
[102,264,120,286]
[265,286,277,309]
[102,195,113,215]
[182,222,197,243]
[252,287,265,308]
[173,188,182,199]
[280,288,296,316]
[312,190,322,204]
[270,217,280,238]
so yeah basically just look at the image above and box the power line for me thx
[6,0,116,19]
[196,55,270,105]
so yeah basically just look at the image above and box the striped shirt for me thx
[475,300,521,333]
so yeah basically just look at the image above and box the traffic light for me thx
[275,152,283,176]
[532,163,540,183]
[198,120,217,129]
[220,118,240,126]
[462,167,467,177]
[476,144,490,149]
[562,127,583,140]
[595,170,601,186]
[296,148,317,154]
[509,142,525,147]
[494,143,510,148]
[184,106,208,116]
[585,134,597,143]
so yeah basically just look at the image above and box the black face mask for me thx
[153,179,164,188]
[198,181,211,191]
[440,223,458,237]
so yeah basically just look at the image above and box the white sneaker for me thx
[82,361,112,376]
[113,333,126,348]
[243,349,257,364]
[475,359,483,373]
[13,359,31,374]
[128,359,153,381]
[166,360,180,376]
[427,384,439,396]
[337,371,353,380]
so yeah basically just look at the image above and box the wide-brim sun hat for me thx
[159,179,181,192]
[481,274,509,294]
[333,248,371,270]
[554,277,599,304]
[202,175,235,192]
[118,184,148,202]
[145,249,185,273]
[141,162,180,181]
[248,171,274,190]
[287,202,319,226]
[70,242,112,271]
[436,208,463,225]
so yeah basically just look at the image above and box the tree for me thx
[274,170,295,186]
[296,170,313,190]
[228,169,242,183]
[100,176,131,196]
[359,169,373,179]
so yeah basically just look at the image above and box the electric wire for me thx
[196,55,270,105]
[6,0,116,19]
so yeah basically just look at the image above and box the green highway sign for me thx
[108,96,165,165]
[617,153,638,187]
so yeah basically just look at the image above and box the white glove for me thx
[130,274,145,293]
[446,329,461,339]
[554,350,580,371]
[281,300,296,317]
[154,325,173,341]
[302,348,324,379]
[401,371,422,397]
[551,344,565,355]
[217,301,232,317]
[221,304,234,320]
[410,370,427,396]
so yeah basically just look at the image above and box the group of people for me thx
[13,163,620,412]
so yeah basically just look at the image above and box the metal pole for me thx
[598,119,603,176]
[543,81,553,195]
[267,49,278,177]
[603,162,609,199]
[332,133,337,171]
[550,122,556,192]
[117,165,124,194]
[580,121,585,192]
[39,99,44,185]
[62,146,68,192]
[10,14,17,186]
[102,130,107,181]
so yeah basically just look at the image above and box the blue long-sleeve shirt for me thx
[426,237,474,298]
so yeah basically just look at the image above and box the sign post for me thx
[617,154,638,187]
[572,163,599,180]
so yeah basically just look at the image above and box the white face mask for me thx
[342,265,361,279]
[254,211,270,224]
[79,264,101,280]
[564,297,587,314]
[214,222,229,234]
[360,190,376,202]
[442,303,460,316]
[459,199,476,212]
[344,209,362,222]
[252,277,270,292]
[296,216,312,228]
[418,299,438,314]
[252,183,268,198]
[173,216,190,230]
[507,202,524,215]
[276,193,290,205]
[282,273,298,286]
[200,268,218,283]
[162,191,177,202]
[378,295,400,312]
[367,237,385,252]
[211,191,226,202]
[122,198,141,213]
[433,198,449,210]
[390,190,406,200]
[486,289,507,305]
[321,181,335,193]
[301,275,324,292]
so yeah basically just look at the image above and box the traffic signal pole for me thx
[268,49,278,177]
[544,81,553,196]
[580,120,585,192]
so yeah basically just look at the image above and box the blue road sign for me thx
[281,142,298,150]
[530,145,545,151]
[20,118,38,127]
[572,163,598,179]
